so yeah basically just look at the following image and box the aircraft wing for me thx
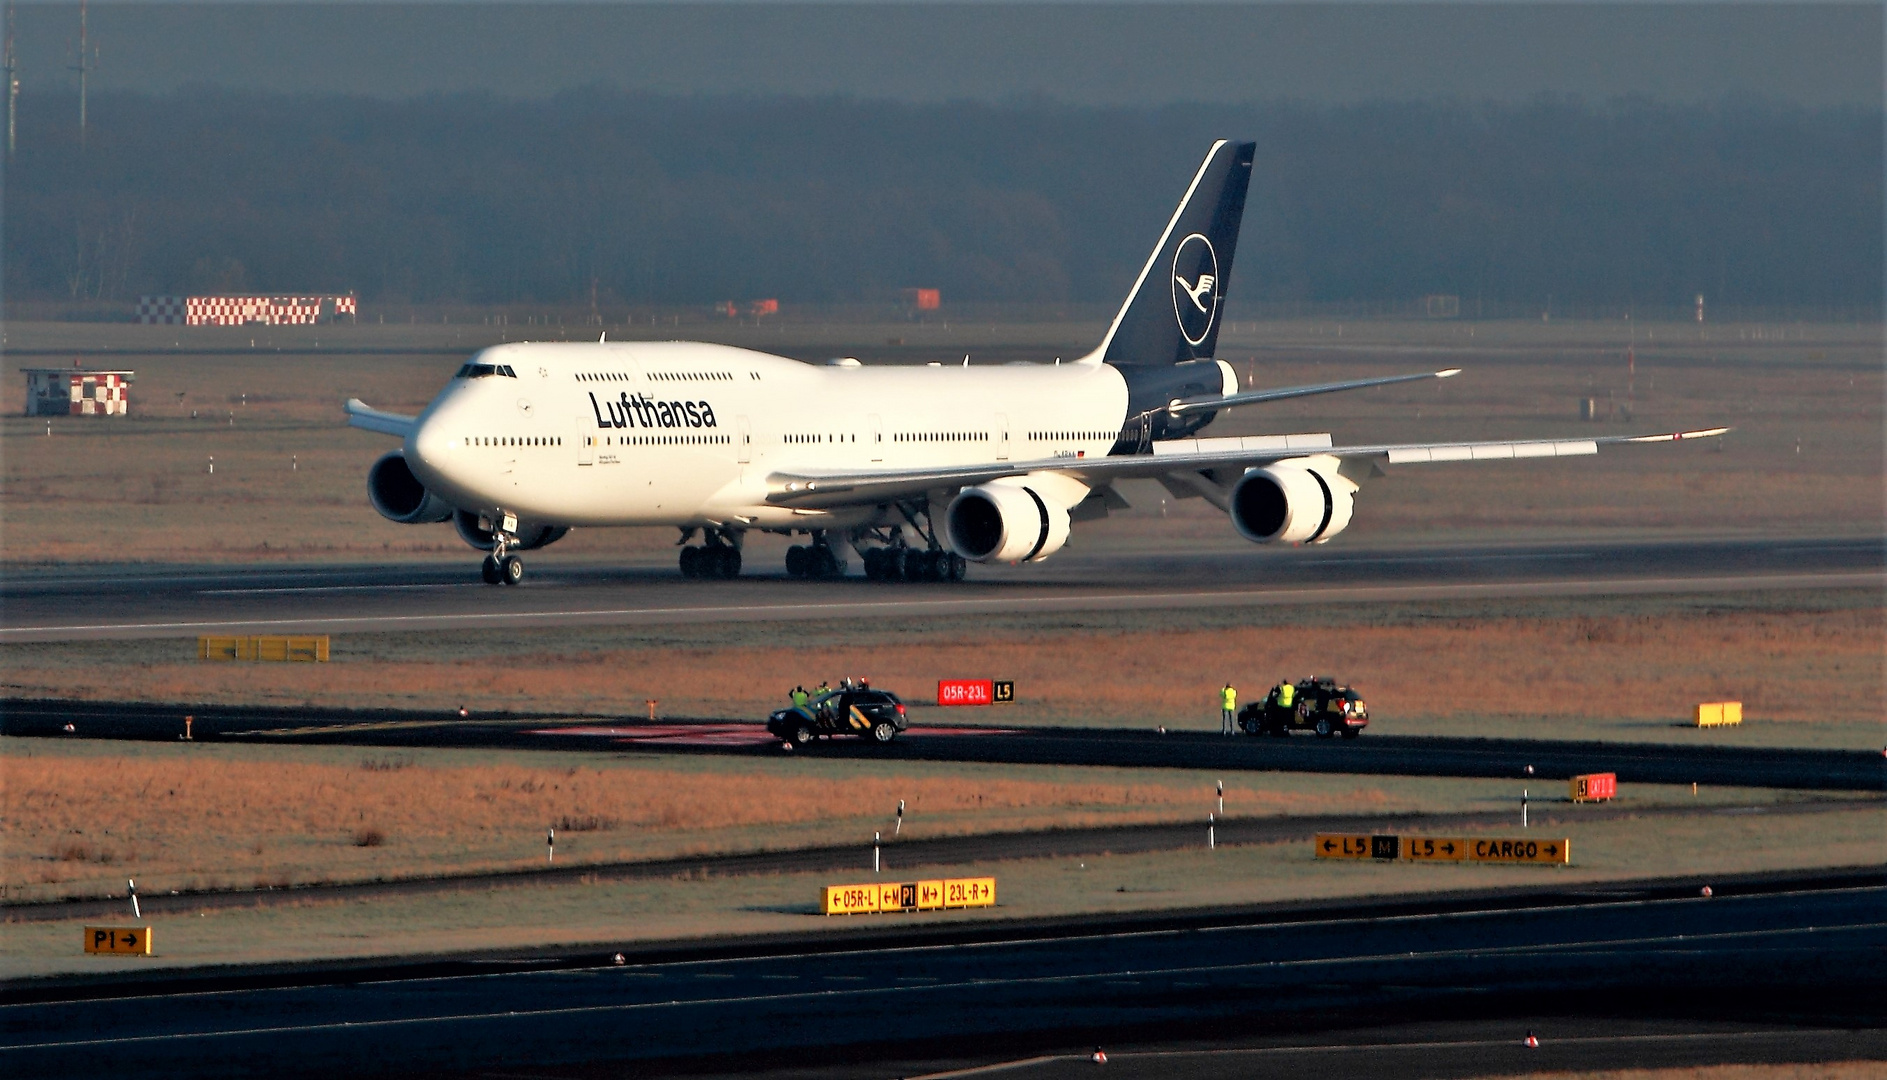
[763,427,1730,510]
[1161,368,1460,415]
[344,398,417,438]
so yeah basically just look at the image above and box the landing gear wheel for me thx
[718,547,741,579]
[1314,716,1334,738]
[871,721,897,744]
[500,555,524,586]
[785,545,809,578]
[903,549,928,581]
[815,546,840,578]
[945,553,967,581]
[679,546,701,578]
[481,556,502,585]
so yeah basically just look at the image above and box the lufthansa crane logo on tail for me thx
[1171,233,1220,348]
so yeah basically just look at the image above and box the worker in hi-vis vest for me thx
[1220,683,1237,735]
[1276,681,1295,711]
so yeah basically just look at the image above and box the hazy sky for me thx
[7,3,1881,107]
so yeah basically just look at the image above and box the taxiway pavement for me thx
[9,699,1883,791]
[4,876,1881,1079]
[2,535,1878,642]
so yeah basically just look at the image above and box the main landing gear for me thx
[849,502,967,583]
[784,532,845,579]
[678,527,743,580]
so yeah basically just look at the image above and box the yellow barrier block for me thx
[1467,837,1570,865]
[84,926,152,955]
[198,635,330,662]
[1694,701,1742,727]
[1400,836,1467,862]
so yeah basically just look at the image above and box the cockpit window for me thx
[455,363,516,379]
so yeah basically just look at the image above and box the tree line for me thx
[4,88,1878,313]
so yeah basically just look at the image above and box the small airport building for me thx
[22,366,135,417]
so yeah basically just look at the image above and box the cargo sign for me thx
[1316,834,1569,865]
[84,926,152,955]
[1467,837,1569,864]
[938,681,1013,706]
[1570,773,1617,802]
[821,877,995,915]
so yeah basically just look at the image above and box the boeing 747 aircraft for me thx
[348,141,1725,585]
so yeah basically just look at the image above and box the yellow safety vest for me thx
[1221,687,1236,711]
[1278,684,1294,707]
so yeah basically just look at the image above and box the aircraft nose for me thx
[406,402,471,497]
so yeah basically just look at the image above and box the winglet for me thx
[1436,368,1462,379]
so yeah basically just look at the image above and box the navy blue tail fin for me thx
[1082,140,1255,366]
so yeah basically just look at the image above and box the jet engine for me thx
[452,509,568,552]
[1229,460,1356,544]
[367,451,456,524]
[945,481,1071,563]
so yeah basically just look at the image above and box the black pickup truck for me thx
[767,688,909,746]
[1238,677,1368,738]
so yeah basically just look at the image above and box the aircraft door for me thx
[994,413,1010,460]
[868,414,883,462]
[576,416,594,465]
[736,415,751,464]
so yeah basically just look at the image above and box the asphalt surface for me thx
[1,535,1878,641]
[5,874,1882,1079]
[10,698,1884,792]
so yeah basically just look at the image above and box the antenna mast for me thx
[4,2,17,156]
[70,0,96,146]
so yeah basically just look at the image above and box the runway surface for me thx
[2,535,1878,641]
[11,698,1884,791]
[5,875,1882,1079]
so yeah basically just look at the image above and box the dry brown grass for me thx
[2,741,1390,901]
[8,595,1877,746]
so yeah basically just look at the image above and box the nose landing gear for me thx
[477,511,525,586]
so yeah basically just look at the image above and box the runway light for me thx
[1524,1033,1539,1049]
[1701,885,1713,898]
[1091,1048,1108,1064]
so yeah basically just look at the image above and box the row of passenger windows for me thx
[786,433,857,444]
[649,371,733,382]
[1030,430,1112,441]
[895,432,987,443]
[470,436,562,447]
[577,372,633,382]
[599,434,730,446]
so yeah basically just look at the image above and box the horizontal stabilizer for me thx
[1163,369,1460,415]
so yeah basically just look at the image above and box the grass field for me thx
[4,795,1879,978]
[5,590,1879,748]
[2,318,1879,565]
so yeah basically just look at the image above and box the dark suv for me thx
[1239,677,1368,738]
[767,687,908,746]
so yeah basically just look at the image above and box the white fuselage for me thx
[404,342,1135,530]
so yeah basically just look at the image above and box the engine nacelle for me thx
[1229,460,1356,544]
[367,451,456,524]
[946,482,1071,563]
[452,509,568,551]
